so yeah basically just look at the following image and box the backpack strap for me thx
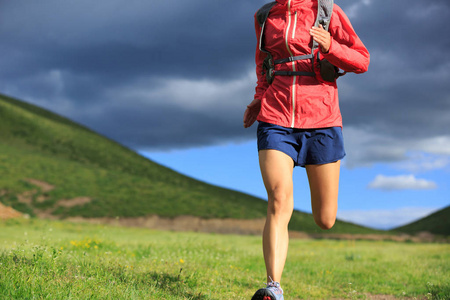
[274,54,314,64]
[256,0,342,83]
[312,0,334,52]
[257,0,334,56]
[256,1,277,53]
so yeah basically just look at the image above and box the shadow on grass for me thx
[145,270,207,300]
[1,250,207,300]
[106,266,208,299]
[426,281,450,300]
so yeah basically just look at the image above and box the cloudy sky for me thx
[1,0,449,229]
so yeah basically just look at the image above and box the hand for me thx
[243,99,261,128]
[309,25,331,53]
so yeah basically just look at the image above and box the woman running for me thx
[243,0,370,299]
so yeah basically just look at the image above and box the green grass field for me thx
[0,93,382,235]
[393,207,450,236]
[1,218,448,299]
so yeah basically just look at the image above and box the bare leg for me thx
[259,149,294,283]
[305,160,341,230]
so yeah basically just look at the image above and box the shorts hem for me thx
[302,153,346,168]
[258,147,297,166]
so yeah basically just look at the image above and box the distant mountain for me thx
[392,206,450,236]
[0,93,380,234]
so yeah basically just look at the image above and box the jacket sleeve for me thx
[321,5,370,74]
[254,13,270,100]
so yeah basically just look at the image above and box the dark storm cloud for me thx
[334,0,450,165]
[0,0,257,82]
[1,0,449,166]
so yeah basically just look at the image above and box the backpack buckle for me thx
[262,53,275,84]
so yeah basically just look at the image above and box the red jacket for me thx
[254,0,370,129]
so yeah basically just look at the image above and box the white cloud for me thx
[343,127,407,168]
[368,174,437,191]
[337,207,441,230]
[343,126,450,170]
[417,136,450,156]
[106,70,256,112]
[396,152,450,173]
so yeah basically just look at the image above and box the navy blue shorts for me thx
[257,121,346,167]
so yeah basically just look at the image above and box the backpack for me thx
[256,0,345,83]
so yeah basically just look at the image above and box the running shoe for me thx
[251,280,284,300]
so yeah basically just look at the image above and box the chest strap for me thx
[274,71,315,76]
[257,0,342,84]
[262,53,316,83]
[274,54,314,64]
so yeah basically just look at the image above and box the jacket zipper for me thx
[285,1,297,128]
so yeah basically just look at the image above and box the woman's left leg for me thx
[305,160,341,230]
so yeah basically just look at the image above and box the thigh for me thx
[305,160,341,222]
[259,149,294,200]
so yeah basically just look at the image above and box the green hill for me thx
[0,93,379,234]
[392,206,450,236]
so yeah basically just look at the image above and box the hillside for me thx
[0,93,380,234]
[392,206,450,236]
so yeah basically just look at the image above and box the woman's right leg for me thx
[259,149,294,283]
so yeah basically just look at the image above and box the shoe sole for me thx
[251,288,276,300]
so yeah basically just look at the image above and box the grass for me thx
[0,93,268,220]
[1,218,449,299]
[393,206,450,236]
[0,93,381,234]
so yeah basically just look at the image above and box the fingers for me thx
[310,24,326,33]
[243,108,257,128]
[243,108,258,128]
[243,99,261,128]
[309,25,331,52]
[243,109,250,126]
[309,26,327,41]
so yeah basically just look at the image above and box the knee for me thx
[314,216,336,230]
[267,188,293,217]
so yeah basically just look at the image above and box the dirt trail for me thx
[0,202,23,220]
[57,197,92,208]
[16,179,92,215]
[24,178,55,192]
[3,179,445,243]
[64,215,267,235]
[61,215,443,243]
